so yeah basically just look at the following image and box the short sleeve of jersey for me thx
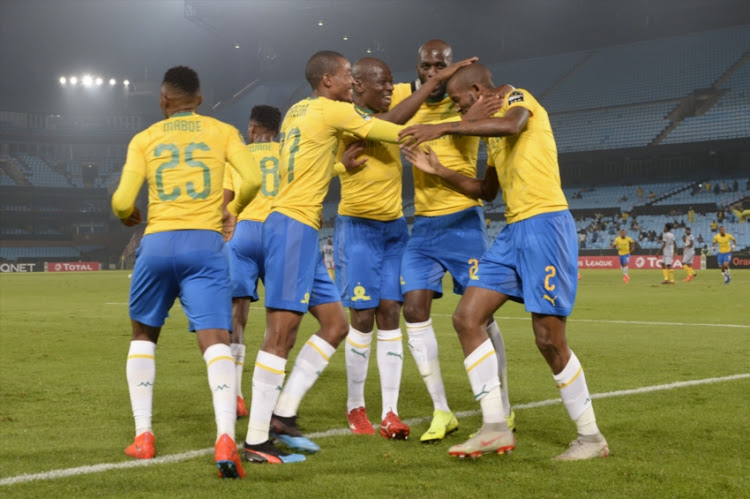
[324,100,376,139]
[627,237,634,244]
[505,88,534,114]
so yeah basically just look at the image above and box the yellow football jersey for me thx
[394,83,481,217]
[224,142,280,222]
[614,236,634,255]
[271,97,378,229]
[713,233,735,253]
[117,111,258,235]
[335,88,411,221]
[485,88,568,224]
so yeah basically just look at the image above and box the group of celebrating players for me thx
[111,39,610,479]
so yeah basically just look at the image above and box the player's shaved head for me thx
[418,39,453,64]
[447,63,495,93]
[352,57,388,81]
[305,50,346,89]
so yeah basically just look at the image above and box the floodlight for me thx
[59,76,67,85]
[95,77,103,86]
[70,76,78,85]
[82,74,93,87]
[109,78,116,86]
[123,79,130,86]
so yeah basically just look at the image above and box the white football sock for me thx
[275,334,337,418]
[230,343,246,400]
[377,328,403,419]
[126,340,156,436]
[486,320,511,417]
[246,351,286,445]
[203,343,237,441]
[464,339,506,426]
[406,318,450,412]
[553,351,599,436]
[344,327,372,413]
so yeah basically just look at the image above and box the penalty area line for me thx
[1,373,748,486]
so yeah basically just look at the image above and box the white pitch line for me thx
[2,373,748,487]
[430,314,750,329]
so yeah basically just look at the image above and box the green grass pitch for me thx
[1,269,748,497]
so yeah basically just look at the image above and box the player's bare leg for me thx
[531,314,609,460]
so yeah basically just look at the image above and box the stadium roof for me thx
[1,0,748,112]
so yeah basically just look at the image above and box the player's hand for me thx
[120,206,142,227]
[398,124,445,148]
[435,57,478,82]
[401,145,444,176]
[462,94,503,121]
[222,208,237,242]
[341,141,368,171]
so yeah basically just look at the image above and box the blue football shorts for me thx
[717,252,731,266]
[468,210,578,316]
[129,230,232,331]
[334,215,408,309]
[226,220,264,301]
[400,206,488,298]
[263,212,340,313]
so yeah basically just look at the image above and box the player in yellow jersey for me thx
[712,226,736,284]
[242,51,405,464]
[391,40,512,443]
[221,105,281,420]
[400,62,609,460]
[111,66,262,478]
[611,229,634,283]
[333,56,474,438]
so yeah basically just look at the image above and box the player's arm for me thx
[111,139,145,226]
[399,106,530,147]
[328,101,405,144]
[222,186,236,242]
[402,145,499,202]
[629,240,635,253]
[226,147,262,216]
[376,57,477,124]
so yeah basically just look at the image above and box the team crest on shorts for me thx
[351,284,371,302]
